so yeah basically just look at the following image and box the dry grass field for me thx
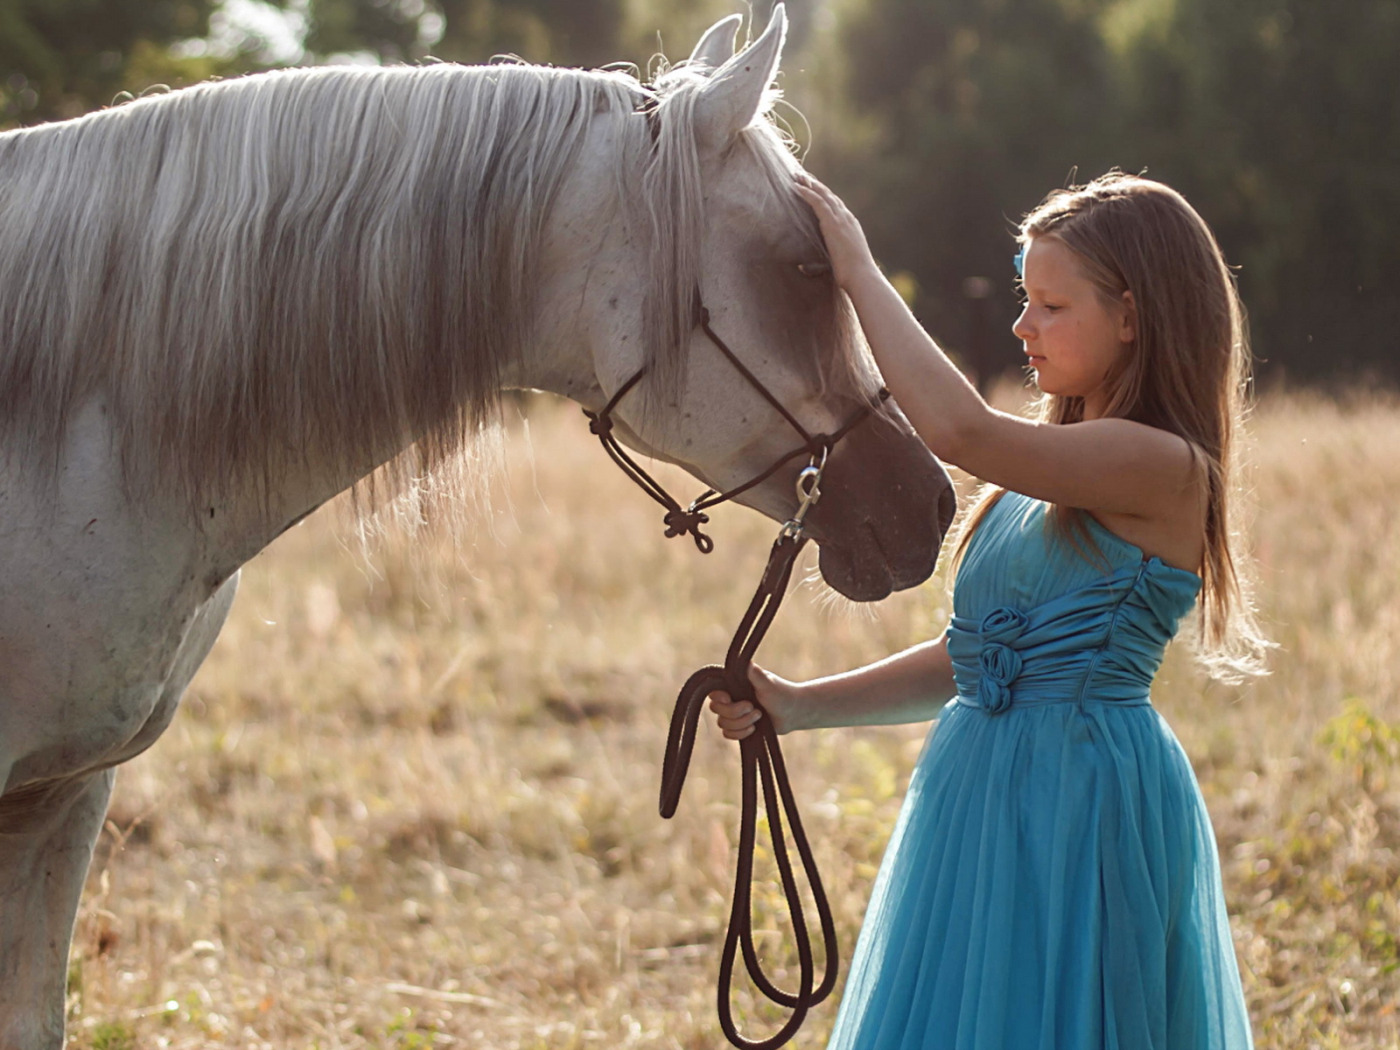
[61,389,1400,1050]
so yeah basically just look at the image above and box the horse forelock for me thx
[638,67,875,421]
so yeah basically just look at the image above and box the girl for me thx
[710,172,1266,1049]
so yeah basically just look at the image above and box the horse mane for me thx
[0,57,863,511]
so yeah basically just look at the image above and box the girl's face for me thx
[1012,236,1136,419]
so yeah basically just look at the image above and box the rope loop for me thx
[660,533,838,1050]
[585,296,890,1046]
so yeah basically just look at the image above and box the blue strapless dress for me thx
[826,491,1252,1050]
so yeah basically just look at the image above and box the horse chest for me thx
[0,413,221,787]
[0,547,212,782]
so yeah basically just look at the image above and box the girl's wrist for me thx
[764,677,808,734]
[782,678,832,733]
[840,261,888,302]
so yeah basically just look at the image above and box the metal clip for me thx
[780,446,829,539]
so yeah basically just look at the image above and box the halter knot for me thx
[663,507,714,552]
[586,411,613,438]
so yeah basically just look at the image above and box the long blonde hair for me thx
[958,172,1269,681]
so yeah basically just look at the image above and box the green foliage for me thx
[816,0,1400,383]
[298,0,782,73]
[88,1020,138,1050]
[302,0,628,67]
[303,0,423,62]
[1105,0,1400,379]
[0,0,224,125]
[807,0,1127,384]
[1320,698,1400,793]
[384,1006,440,1048]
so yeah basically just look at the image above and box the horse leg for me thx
[0,768,116,1049]
[0,571,239,1047]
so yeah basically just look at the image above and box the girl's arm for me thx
[710,636,955,740]
[793,177,1199,519]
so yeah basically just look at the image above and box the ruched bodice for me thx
[946,493,1201,713]
[825,491,1252,1050]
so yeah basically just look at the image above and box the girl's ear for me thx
[1119,290,1138,344]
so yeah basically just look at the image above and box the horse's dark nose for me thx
[938,483,957,537]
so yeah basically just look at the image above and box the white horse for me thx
[0,7,955,1044]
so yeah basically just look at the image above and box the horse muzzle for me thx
[802,414,956,602]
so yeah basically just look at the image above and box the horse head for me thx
[553,6,955,601]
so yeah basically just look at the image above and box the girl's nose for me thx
[1012,307,1033,341]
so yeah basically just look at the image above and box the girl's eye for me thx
[797,261,831,278]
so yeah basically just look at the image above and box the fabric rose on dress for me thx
[980,606,1029,646]
[976,607,1028,714]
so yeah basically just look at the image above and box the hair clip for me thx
[1013,247,1025,279]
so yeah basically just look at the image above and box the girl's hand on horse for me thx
[793,173,879,292]
[708,665,798,740]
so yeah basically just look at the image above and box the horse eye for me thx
[797,261,831,278]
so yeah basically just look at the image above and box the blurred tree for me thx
[803,0,1125,387]
[436,0,623,67]
[1106,0,1400,379]
[302,0,628,67]
[299,0,799,73]
[804,0,1400,383]
[0,0,233,125]
[7,0,1394,379]
[302,0,423,61]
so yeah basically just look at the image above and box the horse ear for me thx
[688,13,743,72]
[693,4,787,150]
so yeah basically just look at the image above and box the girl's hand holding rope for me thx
[709,666,801,740]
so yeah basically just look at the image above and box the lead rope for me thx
[584,305,886,1048]
[658,462,839,1050]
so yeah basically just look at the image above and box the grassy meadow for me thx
[65,390,1400,1050]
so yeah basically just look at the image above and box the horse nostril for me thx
[938,485,957,537]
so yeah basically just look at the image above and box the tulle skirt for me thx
[825,699,1253,1050]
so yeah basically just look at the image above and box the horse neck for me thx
[199,101,635,575]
